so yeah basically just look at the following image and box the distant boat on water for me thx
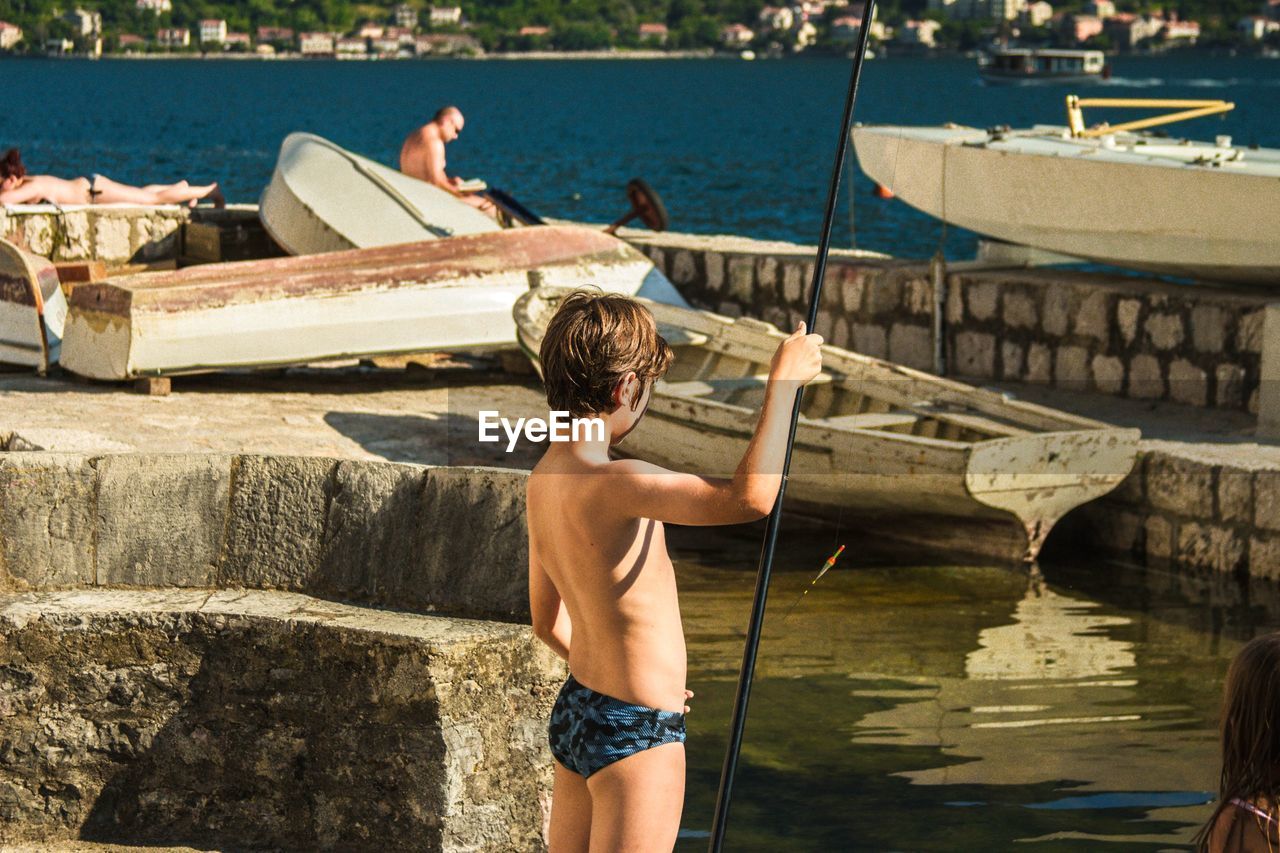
[978,48,1108,85]
[853,96,1280,287]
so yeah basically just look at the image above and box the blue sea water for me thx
[3,52,1276,850]
[4,53,1278,259]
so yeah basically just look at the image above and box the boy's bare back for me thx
[528,445,687,713]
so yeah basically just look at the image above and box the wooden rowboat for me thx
[0,239,66,374]
[259,132,500,255]
[59,226,683,380]
[514,286,1140,562]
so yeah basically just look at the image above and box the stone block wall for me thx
[627,230,938,371]
[944,270,1263,414]
[0,206,261,266]
[1065,448,1280,581]
[624,230,1269,414]
[1,206,190,264]
[0,452,558,850]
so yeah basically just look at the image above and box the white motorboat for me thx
[978,48,1107,85]
[854,97,1280,286]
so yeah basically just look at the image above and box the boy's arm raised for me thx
[605,322,823,527]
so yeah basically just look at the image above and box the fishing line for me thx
[708,4,878,849]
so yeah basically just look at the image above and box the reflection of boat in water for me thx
[852,576,1213,799]
[853,97,1280,286]
[515,286,1139,563]
[978,48,1107,85]
[965,577,1133,681]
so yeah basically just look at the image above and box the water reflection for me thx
[672,530,1240,851]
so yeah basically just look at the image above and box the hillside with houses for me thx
[0,0,1274,57]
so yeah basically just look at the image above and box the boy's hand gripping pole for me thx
[708,6,877,850]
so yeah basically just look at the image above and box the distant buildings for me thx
[518,26,550,37]
[414,32,480,54]
[0,21,22,50]
[64,8,101,37]
[257,27,294,44]
[1063,13,1104,43]
[1163,17,1200,43]
[1084,0,1115,17]
[720,23,754,46]
[394,3,418,30]
[758,6,795,32]
[638,23,668,44]
[927,0,1020,21]
[298,32,335,55]
[134,0,172,14]
[1105,13,1164,48]
[157,27,190,48]
[224,32,251,49]
[336,36,367,56]
[199,19,227,45]
[1239,15,1280,40]
[117,33,145,50]
[899,18,941,47]
[428,6,463,28]
[1019,1,1053,28]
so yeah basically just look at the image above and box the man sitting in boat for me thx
[0,148,224,207]
[399,106,497,217]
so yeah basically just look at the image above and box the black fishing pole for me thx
[707,5,878,850]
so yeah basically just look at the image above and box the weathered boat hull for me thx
[259,132,500,255]
[514,287,1140,562]
[60,226,681,380]
[853,123,1280,286]
[0,239,66,373]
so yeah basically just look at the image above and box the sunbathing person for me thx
[0,148,224,208]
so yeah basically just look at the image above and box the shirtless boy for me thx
[399,106,496,216]
[526,291,822,851]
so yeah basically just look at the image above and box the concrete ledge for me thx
[0,588,559,850]
[0,453,531,619]
[1065,443,1280,580]
[0,453,556,850]
[0,205,258,265]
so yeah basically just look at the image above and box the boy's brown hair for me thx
[539,290,673,417]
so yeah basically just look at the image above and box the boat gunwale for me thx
[515,287,1128,451]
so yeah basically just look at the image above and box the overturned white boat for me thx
[0,238,66,373]
[515,286,1140,563]
[854,97,1280,286]
[259,131,501,255]
[60,226,682,380]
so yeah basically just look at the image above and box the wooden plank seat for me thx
[910,406,1029,438]
[662,372,833,398]
[822,412,921,431]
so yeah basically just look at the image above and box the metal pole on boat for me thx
[707,4,877,850]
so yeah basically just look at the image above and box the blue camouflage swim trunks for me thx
[548,674,686,778]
